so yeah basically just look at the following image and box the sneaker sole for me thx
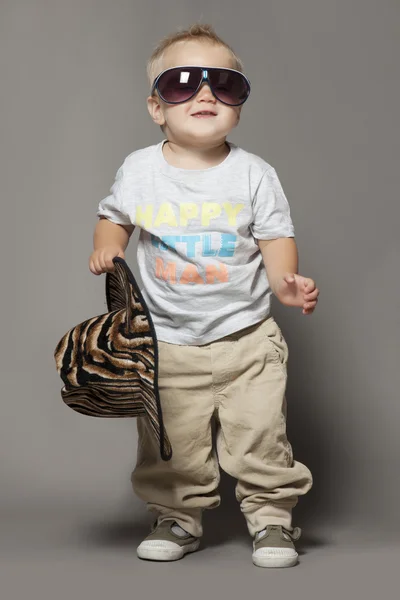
[137,539,200,562]
[252,552,298,568]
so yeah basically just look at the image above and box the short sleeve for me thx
[96,163,132,225]
[250,167,295,240]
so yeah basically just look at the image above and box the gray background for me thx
[1,0,399,597]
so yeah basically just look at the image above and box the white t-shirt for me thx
[97,140,295,345]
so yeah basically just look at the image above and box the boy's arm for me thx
[94,216,134,251]
[257,237,319,315]
[89,217,135,275]
[257,237,298,296]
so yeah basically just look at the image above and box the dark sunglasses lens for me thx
[157,67,202,103]
[209,70,249,105]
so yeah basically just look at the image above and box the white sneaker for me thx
[252,525,301,568]
[137,520,200,562]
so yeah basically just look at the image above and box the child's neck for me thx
[162,139,230,170]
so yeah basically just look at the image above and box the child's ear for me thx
[147,95,166,126]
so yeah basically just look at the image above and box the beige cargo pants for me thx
[131,316,312,538]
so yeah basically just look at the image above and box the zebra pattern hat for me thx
[54,257,172,461]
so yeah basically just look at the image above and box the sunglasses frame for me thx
[151,65,251,107]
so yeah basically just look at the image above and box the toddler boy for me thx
[89,24,319,567]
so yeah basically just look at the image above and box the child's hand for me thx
[89,247,125,275]
[275,273,319,315]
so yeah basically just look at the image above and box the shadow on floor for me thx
[79,471,330,555]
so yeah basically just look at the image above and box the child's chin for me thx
[187,123,223,137]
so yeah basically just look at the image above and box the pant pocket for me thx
[261,319,289,372]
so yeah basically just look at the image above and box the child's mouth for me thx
[192,112,217,118]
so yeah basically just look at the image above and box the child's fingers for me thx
[304,288,319,301]
[104,256,117,272]
[91,258,102,275]
[89,248,123,275]
[303,300,317,313]
[304,278,315,291]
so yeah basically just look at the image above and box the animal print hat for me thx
[54,257,172,461]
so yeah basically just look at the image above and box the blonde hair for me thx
[147,23,244,87]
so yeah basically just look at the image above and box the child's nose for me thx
[196,83,215,101]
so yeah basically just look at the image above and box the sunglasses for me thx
[151,66,251,107]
